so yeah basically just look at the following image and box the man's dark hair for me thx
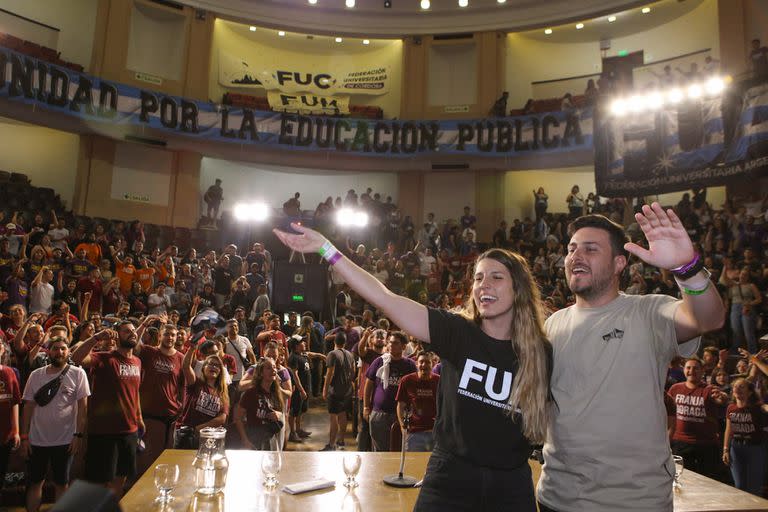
[414,350,435,362]
[702,346,718,357]
[334,331,347,347]
[567,214,629,259]
[345,314,355,322]
[199,340,216,354]
[115,319,135,330]
[389,331,408,346]
[302,311,315,320]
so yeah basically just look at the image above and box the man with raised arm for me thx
[71,321,144,498]
[537,204,725,512]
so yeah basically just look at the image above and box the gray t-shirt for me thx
[538,293,698,512]
[326,348,355,397]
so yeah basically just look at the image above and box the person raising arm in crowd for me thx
[274,222,552,512]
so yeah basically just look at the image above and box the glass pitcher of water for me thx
[192,427,229,495]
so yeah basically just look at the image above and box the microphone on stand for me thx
[383,410,418,488]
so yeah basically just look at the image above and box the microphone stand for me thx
[383,411,418,488]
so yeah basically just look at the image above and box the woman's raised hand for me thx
[272,223,327,254]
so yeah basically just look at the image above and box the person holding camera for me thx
[720,265,761,354]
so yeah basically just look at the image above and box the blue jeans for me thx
[729,441,767,496]
[406,431,434,452]
[729,303,757,354]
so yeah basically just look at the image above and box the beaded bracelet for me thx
[318,241,342,265]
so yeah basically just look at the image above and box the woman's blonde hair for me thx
[253,357,285,412]
[203,355,230,410]
[460,248,552,443]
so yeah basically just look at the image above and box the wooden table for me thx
[121,450,768,511]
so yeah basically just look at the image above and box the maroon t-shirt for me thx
[396,372,440,433]
[727,404,765,444]
[0,366,21,443]
[177,381,226,428]
[88,351,141,435]
[77,277,103,312]
[668,382,720,445]
[239,386,278,428]
[139,346,185,419]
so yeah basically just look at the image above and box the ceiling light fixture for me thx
[335,37,343,43]
[363,39,370,45]
[345,0,355,7]
[458,0,469,7]
[642,7,650,13]
[544,28,552,35]
[278,31,286,36]
[608,15,617,22]
[576,23,584,29]
[420,0,430,9]
[249,26,256,32]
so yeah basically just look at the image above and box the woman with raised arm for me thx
[174,344,229,449]
[274,224,552,512]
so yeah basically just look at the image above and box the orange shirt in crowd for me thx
[116,261,136,295]
[157,263,175,287]
[74,242,102,266]
[135,267,156,293]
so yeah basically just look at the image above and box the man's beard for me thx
[119,336,138,349]
[51,356,67,368]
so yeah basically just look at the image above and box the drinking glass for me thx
[261,451,282,489]
[342,454,361,488]
[154,464,180,503]
[673,455,684,488]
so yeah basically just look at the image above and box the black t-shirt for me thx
[213,267,233,295]
[289,352,311,392]
[427,307,540,470]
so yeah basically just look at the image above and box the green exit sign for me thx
[617,50,629,57]
[292,294,304,302]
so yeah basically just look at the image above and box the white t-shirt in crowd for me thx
[29,282,55,314]
[48,228,70,250]
[224,335,251,381]
[22,365,90,446]
[419,254,436,277]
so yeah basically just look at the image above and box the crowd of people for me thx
[0,182,767,509]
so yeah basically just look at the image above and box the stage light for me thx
[667,88,684,104]
[610,99,627,117]
[576,23,584,29]
[308,0,317,3]
[628,95,645,113]
[249,26,257,32]
[642,7,650,13]
[346,0,355,7]
[335,37,343,43]
[458,0,469,7]
[608,15,616,22]
[687,83,703,99]
[278,31,286,36]
[646,92,664,110]
[336,208,369,228]
[234,202,270,222]
[384,0,392,7]
[544,28,552,35]
[363,39,370,45]
[497,0,506,3]
[705,76,725,96]
[420,0,430,9]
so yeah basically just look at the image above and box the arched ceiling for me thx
[176,0,701,38]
